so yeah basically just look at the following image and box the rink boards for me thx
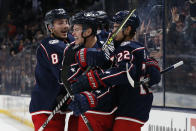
[0,95,33,128]
[0,95,196,131]
[141,108,196,131]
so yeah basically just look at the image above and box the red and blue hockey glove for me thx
[70,70,106,94]
[144,58,161,86]
[68,91,97,116]
[76,48,110,69]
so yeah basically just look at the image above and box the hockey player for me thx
[63,11,117,131]
[29,8,75,131]
[68,10,161,131]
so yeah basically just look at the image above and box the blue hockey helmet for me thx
[71,11,98,35]
[112,10,140,31]
[95,10,110,30]
[44,8,69,33]
[95,10,108,23]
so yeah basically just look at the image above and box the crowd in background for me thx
[0,0,195,99]
[0,2,44,56]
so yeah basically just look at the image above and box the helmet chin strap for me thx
[81,30,93,47]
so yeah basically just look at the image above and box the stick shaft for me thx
[161,61,183,74]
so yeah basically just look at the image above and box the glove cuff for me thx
[145,58,160,71]
[81,91,97,108]
[77,48,87,69]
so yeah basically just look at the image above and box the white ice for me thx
[0,114,33,131]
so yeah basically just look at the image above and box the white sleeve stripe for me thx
[97,88,110,99]
[101,70,126,80]
[40,43,50,60]
[67,68,81,81]
[63,45,69,56]
[131,47,145,54]
[70,63,78,66]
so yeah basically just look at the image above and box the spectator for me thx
[18,39,24,52]
[167,7,186,54]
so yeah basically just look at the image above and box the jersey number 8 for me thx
[51,53,59,64]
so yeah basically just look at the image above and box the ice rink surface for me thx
[0,114,33,131]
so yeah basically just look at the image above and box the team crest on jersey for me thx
[120,41,130,46]
[49,40,59,44]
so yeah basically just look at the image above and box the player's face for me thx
[112,23,124,41]
[52,19,69,39]
[72,24,84,44]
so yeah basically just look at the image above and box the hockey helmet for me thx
[44,8,69,33]
[95,11,108,23]
[112,10,140,31]
[95,10,110,30]
[71,11,98,35]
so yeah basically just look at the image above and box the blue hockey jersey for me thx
[98,41,153,122]
[100,41,147,85]
[29,34,74,114]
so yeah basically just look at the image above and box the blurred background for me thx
[0,0,196,118]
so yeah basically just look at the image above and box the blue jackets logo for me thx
[49,40,59,44]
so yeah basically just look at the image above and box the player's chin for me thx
[60,33,67,39]
[75,40,81,45]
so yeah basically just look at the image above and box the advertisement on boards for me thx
[142,109,196,131]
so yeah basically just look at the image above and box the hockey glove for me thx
[70,70,106,94]
[68,91,97,116]
[144,58,161,86]
[102,41,115,60]
[76,48,110,69]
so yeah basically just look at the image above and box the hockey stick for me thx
[61,47,94,131]
[38,94,69,131]
[127,61,184,87]
[83,9,137,75]
[139,61,184,85]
